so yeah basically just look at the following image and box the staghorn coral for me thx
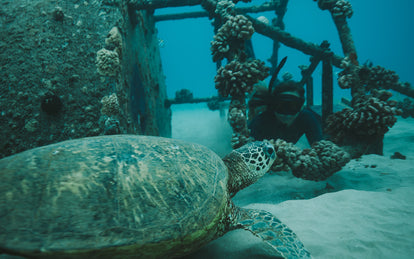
[211,14,255,62]
[325,91,402,143]
[96,48,120,77]
[215,59,269,97]
[268,139,350,181]
[100,93,120,116]
[332,0,353,18]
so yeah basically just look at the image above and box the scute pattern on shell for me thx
[0,135,229,258]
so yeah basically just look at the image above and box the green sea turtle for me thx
[0,135,310,258]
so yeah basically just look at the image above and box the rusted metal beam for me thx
[128,0,203,10]
[153,1,280,21]
[246,14,343,68]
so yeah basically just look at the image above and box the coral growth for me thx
[228,98,252,148]
[208,3,268,149]
[105,27,122,55]
[103,117,121,135]
[336,55,359,89]
[211,14,255,62]
[215,0,235,19]
[396,98,414,118]
[269,139,350,181]
[228,104,246,131]
[96,48,120,76]
[359,65,400,91]
[175,89,193,102]
[325,90,402,142]
[100,93,120,116]
[215,59,268,97]
[337,73,357,89]
[332,0,353,18]
[337,59,411,94]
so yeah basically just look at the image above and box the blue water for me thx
[155,0,414,104]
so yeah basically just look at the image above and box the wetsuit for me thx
[248,108,323,144]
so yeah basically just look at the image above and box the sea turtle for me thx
[0,135,310,258]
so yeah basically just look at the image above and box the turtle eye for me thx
[266,147,274,155]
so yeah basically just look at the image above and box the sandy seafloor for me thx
[0,104,412,259]
[173,104,414,259]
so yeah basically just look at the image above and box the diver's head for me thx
[270,81,305,125]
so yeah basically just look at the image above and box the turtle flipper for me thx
[233,207,311,259]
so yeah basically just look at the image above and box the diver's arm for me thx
[303,109,323,144]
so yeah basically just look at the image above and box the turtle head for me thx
[223,141,276,197]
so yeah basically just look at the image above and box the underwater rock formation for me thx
[214,59,268,97]
[269,139,350,181]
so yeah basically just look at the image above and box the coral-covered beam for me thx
[154,2,279,21]
[246,15,343,67]
[314,0,357,59]
[391,83,414,99]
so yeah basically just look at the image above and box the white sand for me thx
[173,105,414,259]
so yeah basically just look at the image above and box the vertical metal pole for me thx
[306,76,314,107]
[322,55,333,127]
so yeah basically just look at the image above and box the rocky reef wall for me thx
[0,0,171,158]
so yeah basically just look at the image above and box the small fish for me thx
[158,39,165,48]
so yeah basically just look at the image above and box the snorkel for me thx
[268,57,305,126]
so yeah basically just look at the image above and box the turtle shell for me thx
[0,135,229,258]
